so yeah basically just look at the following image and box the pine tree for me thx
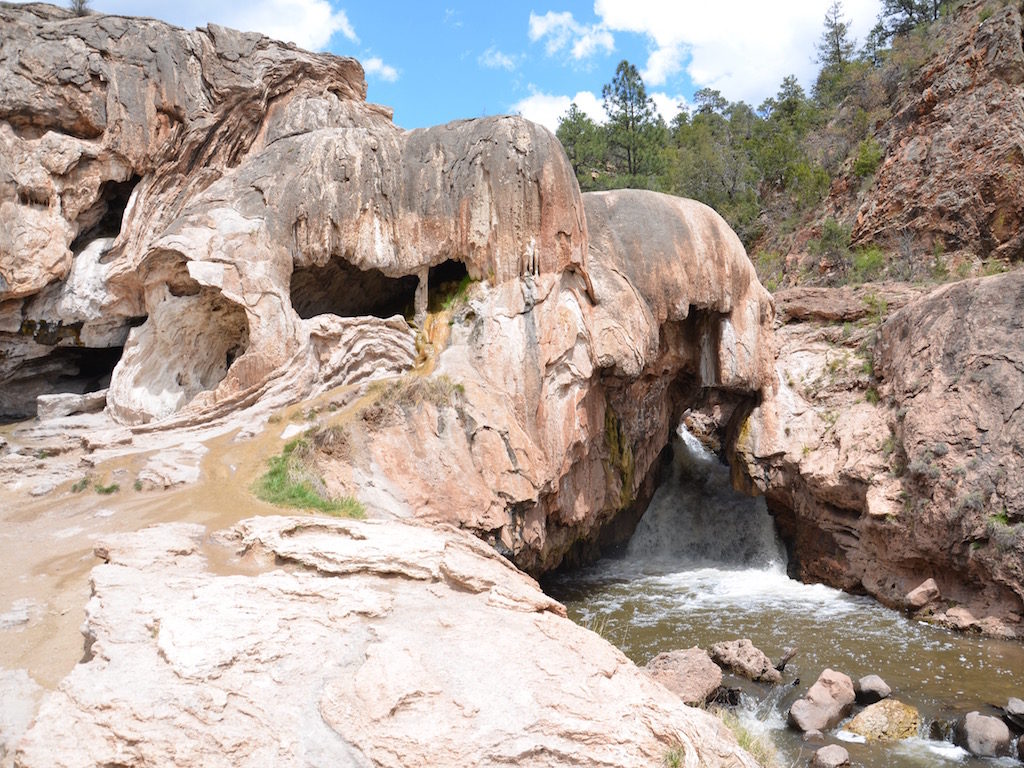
[601,60,662,178]
[555,103,607,190]
[816,1,855,68]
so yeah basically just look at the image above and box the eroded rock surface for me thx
[644,647,723,706]
[709,639,782,685]
[13,517,760,768]
[788,669,855,734]
[735,274,1024,637]
[846,699,920,741]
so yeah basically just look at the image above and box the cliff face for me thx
[734,274,1024,638]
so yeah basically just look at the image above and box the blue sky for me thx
[19,1,883,131]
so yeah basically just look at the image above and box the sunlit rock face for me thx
[0,3,586,425]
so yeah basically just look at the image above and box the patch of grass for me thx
[70,476,91,493]
[663,746,686,768]
[362,374,466,426]
[852,246,886,282]
[990,510,1010,526]
[133,478,143,492]
[753,251,785,291]
[94,482,120,495]
[714,708,780,767]
[254,437,365,517]
[865,387,880,405]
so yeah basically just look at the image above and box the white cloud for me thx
[35,0,359,51]
[510,88,606,133]
[528,10,614,60]
[588,0,882,105]
[363,57,399,82]
[649,92,688,123]
[479,46,518,71]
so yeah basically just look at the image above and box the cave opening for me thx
[290,259,419,320]
[70,175,142,252]
[0,344,125,423]
[426,259,470,313]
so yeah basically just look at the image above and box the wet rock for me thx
[35,390,107,421]
[854,674,892,705]
[644,647,722,706]
[136,443,209,488]
[788,669,855,734]
[905,578,941,610]
[1003,696,1024,730]
[953,711,1011,757]
[710,639,782,684]
[14,517,762,768]
[810,744,849,767]
[846,699,920,741]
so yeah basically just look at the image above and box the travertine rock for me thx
[846,699,920,741]
[709,639,782,684]
[788,669,855,734]
[13,517,761,768]
[644,647,723,706]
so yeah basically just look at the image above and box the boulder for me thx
[846,699,920,741]
[810,744,850,768]
[905,578,941,610]
[710,639,782,684]
[788,669,855,734]
[14,517,762,768]
[35,390,107,421]
[953,711,1011,757]
[854,674,891,705]
[644,648,722,706]
[1004,696,1024,730]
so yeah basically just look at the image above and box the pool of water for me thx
[545,427,1024,767]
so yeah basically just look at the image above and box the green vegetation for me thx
[255,434,365,517]
[70,476,90,493]
[555,0,980,283]
[94,482,120,495]
[663,747,686,768]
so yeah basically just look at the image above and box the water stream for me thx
[545,426,1024,767]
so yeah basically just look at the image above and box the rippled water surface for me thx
[545,428,1024,767]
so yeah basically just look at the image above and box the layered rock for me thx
[735,274,1024,637]
[12,517,760,768]
[0,4,586,424]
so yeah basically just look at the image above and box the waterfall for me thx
[625,424,787,570]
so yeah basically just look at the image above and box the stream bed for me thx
[545,427,1024,767]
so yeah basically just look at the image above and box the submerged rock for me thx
[644,647,722,706]
[14,517,761,768]
[709,639,782,684]
[788,669,855,734]
[953,711,1012,757]
[846,699,920,741]
[854,674,892,705]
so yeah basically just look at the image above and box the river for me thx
[545,426,1024,767]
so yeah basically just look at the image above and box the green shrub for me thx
[94,482,120,495]
[853,136,884,177]
[851,246,886,282]
[70,476,90,493]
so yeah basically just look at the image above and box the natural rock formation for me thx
[709,639,782,684]
[0,3,586,424]
[853,674,891,705]
[1004,696,1024,730]
[644,648,723,706]
[788,669,855,734]
[304,190,774,573]
[953,711,1012,758]
[13,517,760,768]
[846,699,920,741]
[809,744,850,768]
[735,274,1024,637]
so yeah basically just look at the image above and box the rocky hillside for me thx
[772,0,1024,283]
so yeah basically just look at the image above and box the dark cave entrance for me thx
[70,175,142,251]
[426,260,470,312]
[290,259,419,320]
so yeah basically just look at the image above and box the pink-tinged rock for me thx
[954,711,1011,757]
[906,578,941,609]
[14,517,762,768]
[644,647,722,706]
[710,639,782,684]
[810,744,850,767]
[854,674,892,705]
[788,669,855,733]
